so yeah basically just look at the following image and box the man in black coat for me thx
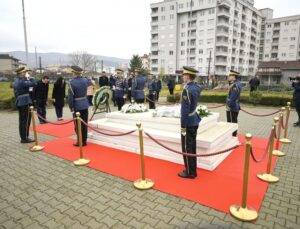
[33,75,49,124]
[167,77,175,95]
[249,75,260,92]
[99,71,109,87]
[292,75,300,127]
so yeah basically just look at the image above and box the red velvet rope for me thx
[144,131,241,157]
[240,108,281,117]
[35,113,74,125]
[250,130,273,163]
[80,118,137,137]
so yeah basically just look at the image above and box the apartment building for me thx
[259,12,300,62]
[150,0,262,77]
[0,54,20,74]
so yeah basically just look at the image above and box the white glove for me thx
[123,95,127,99]
[181,128,186,136]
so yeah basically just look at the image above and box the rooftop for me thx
[0,54,19,61]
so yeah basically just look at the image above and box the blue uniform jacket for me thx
[181,81,202,128]
[68,77,91,112]
[132,75,146,100]
[13,77,37,107]
[293,82,300,108]
[115,77,128,98]
[147,79,156,93]
[154,79,162,92]
[226,80,242,112]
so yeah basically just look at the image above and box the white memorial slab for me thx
[88,108,239,171]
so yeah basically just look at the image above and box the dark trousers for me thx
[55,105,63,119]
[168,88,174,95]
[128,92,132,103]
[227,110,239,136]
[135,98,144,104]
[18,105,31,141]
[37,105,46,123]
[148,93,156,109]
[116,97,125,111]
[87,95,93,106]
[296,106,300,123]
[156,91,160,101]
[181,126,198,176]
[73,109,88,144]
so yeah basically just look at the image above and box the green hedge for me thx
[167,92,293,107]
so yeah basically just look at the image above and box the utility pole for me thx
[21,0,29,65]
[101,60,103,72]
[39,56,42,75]
[35,47,38,69]
[207,50,212,87]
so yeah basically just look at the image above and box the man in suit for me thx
[13,67,37,143]
[33,75,49,124]
[179,66,202,179]
[226,70,243,137]
[68,66,91,146]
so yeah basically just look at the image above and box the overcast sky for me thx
[0,0,299,59]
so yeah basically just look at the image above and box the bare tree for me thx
[69,51,96,72]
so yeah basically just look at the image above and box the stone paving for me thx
[0,103,299,229]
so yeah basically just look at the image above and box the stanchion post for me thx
[29,106,45,152]
[273,110,285,157]
[230,133,258,222]
[133,122,154,190]
[257,118,279,183]
[280,102,292,144]
[73,112,90,166]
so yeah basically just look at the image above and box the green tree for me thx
[128,54,144,74]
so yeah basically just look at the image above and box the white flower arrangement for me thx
[197,105,211,118]
[121,103,148,113]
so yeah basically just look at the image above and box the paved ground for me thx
[0,103,299,229]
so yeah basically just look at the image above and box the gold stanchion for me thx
[133,123,154,190]
[230,133,258,222]
[280,102,292,144]
[257,118,279,183]
[30,106,45,152]
[273,110,285,157]
[73,112,90,166]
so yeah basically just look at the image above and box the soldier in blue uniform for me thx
[68,66,91,146]
[132,68,146,103]
[13,67,37,143]
[179,66,202,179]
[226,70,243,137]
[114,68,128,111]
[146,73,156,109]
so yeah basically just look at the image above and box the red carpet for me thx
[34,120,75,138]
[40,136,276,213]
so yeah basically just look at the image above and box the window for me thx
[199,49,203,54]
[199,20,204,26]
[207,29,214,35]
[170,14,174,19]
[265,54,269,57]
[267,32,271,36]
[291,28,297,33]
[161,16,165,21]
[291,37,296,41]
[199,30,204,36]
[181,50,185,55]
[207,38,213,44]
[199,39,203,45]
[181,41,185,46]
[179,3,183,9]
[199,10,205,16]
[161,7,165,12]
[170,5,174,10]
[169,50,174,55]
[292,20,297,25]
[290,45,295,49]
[284,21,289,26]
[208,9,215,14]
[181,23,186,28]
[208,19,214,25]
[181,32,185,37]
[267,24,272,28]
[282,53,286,57]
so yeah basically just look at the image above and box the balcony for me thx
[151,7,159,15]
[218,9,230,18]
[215,59,227,66]
[215,49,228,57]
[217,0,231,9]
[216,40,228,47]
[216,30,229,37]
[217,19,229,27]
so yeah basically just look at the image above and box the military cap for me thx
[134,68,141,72]
[71,65,83,73]
[15,67,27,74]
[116,68,124,73]
[183,66,198,76]
[229,70,240,76]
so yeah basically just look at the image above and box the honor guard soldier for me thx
[115,68,128,111]
[146,73,156,109]
[68,66,91,146]
[179,66,202,179]
[132,68,146,103]
[226,70,242,137]
[13,67,37,143]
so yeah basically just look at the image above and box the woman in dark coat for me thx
[52,77,66,120]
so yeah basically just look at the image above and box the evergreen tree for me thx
[128,54,145,74]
